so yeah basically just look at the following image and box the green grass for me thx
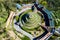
[21,36,30,40]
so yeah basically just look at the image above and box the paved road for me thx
[13,5,55,40]
[14,6,51,40]
[14,19,34,40]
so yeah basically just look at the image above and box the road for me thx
[14,5,54,40]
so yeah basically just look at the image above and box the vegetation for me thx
[21,36,30,40]
[0,0,60,40]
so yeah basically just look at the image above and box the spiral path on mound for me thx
[19,11,41,29]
